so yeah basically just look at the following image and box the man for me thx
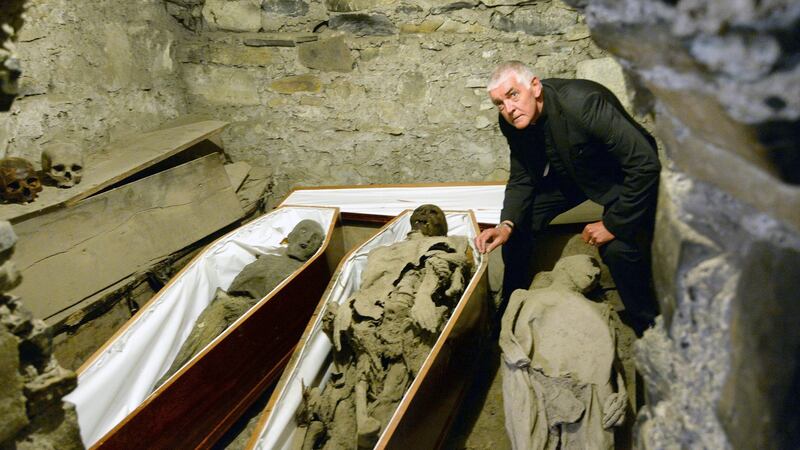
[474,61,660,335]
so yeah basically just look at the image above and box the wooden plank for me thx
[0,120,228,222]
[10,152,243,320]
[91,209,342,450]
[224,161,251,192]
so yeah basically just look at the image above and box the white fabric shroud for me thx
[281,185,505,224]
[64,206,338,447]
[252,210,482,450]
[281,185,603,226]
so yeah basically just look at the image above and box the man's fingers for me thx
[486,239,502,253]
[474,236,484,253]
[474,232,491,253]
[476,228,503,254]
[581,225,592,243]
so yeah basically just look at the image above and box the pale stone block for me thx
[575,57,632,112]
[183,65,261,105]
[202,0,262,32]
[208,44,275,67]
[298,36,353,72]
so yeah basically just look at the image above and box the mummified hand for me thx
[602,392,626,429]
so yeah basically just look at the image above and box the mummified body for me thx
[499,255,627,450]
[155,219,325,388]
[296,205,474,450]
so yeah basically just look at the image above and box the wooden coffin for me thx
[65,205,343,449]
[247,209,489,450]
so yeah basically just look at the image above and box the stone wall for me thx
[169,0,616,203]
[564,0,800,449]
[0,0,26,112]
[0,220,82,449]
[0,0,189,163]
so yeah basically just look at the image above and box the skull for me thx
[410,204,448,237]
[0,157,42,203]
[41,142,84,188]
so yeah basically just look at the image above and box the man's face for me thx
[488,73,542,130]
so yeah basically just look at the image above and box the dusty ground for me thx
[441,343,511,450]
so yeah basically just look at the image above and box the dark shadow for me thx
[439,341,504,450]
[757,119,800,185]
[212,381,277,450]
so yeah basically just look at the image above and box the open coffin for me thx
[65,205,341,449]
[248,209,489,450]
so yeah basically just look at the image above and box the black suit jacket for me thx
[499,78,660,241]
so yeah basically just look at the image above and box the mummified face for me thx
[0,157,42,203]
[410,204,447,237]
[287,219,325,261]
[554,255,602,294]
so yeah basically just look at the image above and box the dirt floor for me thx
[441,343,511,450]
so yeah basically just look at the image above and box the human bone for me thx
[154,219,325,389]
[500,255,627,450]
[0,157,42,203]
[41,142,84,188]
[297,205,474,449]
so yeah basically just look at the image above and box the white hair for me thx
[486,61,536,91]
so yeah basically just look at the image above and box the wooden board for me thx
[10,152,244,320]
[91,209,342,450]
[0,120,228,222]
[248,210,490,450]
[224,161,251,192]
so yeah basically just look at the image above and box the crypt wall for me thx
[166,0,626,204]
[0,0,190,162]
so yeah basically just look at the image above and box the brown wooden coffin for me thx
[70,206,343,450]
[247,209,489,450]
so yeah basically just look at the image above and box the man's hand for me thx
[475,223,512,254]
[582,221,615,247]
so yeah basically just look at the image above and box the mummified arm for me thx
[498,289,532,368]
[410,269,444,332]
[410,255,453,333]
[445,265,465,298]
[603,353,628,428]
